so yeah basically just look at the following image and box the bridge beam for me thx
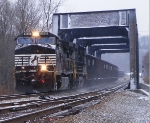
[77,37,129,47]
[98,49,129,54]
[90,45,129,51]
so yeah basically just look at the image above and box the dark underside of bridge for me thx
[58,26,130,56]
[52,9,139,89]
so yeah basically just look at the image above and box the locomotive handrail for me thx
[15,57,44,81]
[15,57,22,67]
[14,57,24,88]
[71,61,76,79]
[47,56,57,90]
[47,56,56,82]
[14,57,23,76]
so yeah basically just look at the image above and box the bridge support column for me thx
[96,52,102,59]
[88,47,95,56]
[129,10,139,89]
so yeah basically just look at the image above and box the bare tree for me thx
[13,0,41,34]
[0,0,15,93]
[39,0,65,31]
[0,0,66,94]
[0,0,14,38]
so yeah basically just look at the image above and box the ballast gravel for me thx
[54,90,149,123]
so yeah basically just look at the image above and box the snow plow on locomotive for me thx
[14,31,119,92]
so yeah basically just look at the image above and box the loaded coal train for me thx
[14,31,119,92]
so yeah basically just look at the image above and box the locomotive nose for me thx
[31,79,36,85]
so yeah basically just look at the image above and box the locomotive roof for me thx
[15,32,60,39]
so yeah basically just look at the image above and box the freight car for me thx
[86,55,118,81]
[14,31,118,92]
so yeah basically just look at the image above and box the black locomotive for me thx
[14,31,118,92]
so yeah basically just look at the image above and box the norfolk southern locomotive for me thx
[15,31,118,92]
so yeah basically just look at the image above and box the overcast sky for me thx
[58,0,149,35]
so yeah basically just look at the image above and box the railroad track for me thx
[0,87,80,102]
[0,82,128,123]
[0,93,42,102]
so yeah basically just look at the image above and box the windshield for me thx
[17,37,33,44]
[37,37,55,44]
[17,37,56,45]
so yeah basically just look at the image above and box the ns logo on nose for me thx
[31,55,37,65]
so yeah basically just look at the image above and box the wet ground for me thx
[54,89,149,123]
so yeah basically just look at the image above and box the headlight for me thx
[41,65,47,71]
[32,31,40,37]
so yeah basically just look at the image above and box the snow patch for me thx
[130,78,137,89]
[138,96,149,100]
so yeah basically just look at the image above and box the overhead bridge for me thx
[98,49,129,53]
[52,9,139,90]
[57,27,128,41]
[90,44,129,50]
[76,37,129,47]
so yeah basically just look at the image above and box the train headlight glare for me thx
[41,65,47,71]
[32,31,40,37]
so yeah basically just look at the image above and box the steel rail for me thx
[0,93,41,101]
[0,83,128,123]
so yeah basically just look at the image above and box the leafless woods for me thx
[0,0,65,94]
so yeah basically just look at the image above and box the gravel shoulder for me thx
[54,90,149,123]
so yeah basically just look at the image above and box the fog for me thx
[101,53,130,72]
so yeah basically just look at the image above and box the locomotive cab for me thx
[14,31,86,93]
[15,31,59,92]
